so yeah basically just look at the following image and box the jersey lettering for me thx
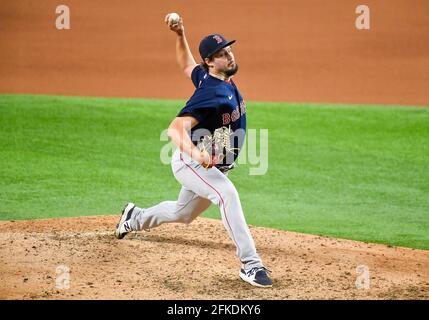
[222,113,231,125]
[240,101,246,116]
[231,108,240,122]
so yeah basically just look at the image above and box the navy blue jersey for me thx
[177,65,247,166]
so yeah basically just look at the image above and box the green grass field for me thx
[1,94,428,249]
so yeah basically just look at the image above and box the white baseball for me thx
[168,12,180,25]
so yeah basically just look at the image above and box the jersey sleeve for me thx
[177,87,218,122]
[190,65,207,88]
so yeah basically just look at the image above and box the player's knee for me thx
[211,191,238,208]
[204,193,219,206]
[207,184,239,206]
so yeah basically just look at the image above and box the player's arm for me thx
[165,14,197,79]
[167,115,213,168]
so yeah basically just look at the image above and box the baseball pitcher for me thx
[115,14,272,288]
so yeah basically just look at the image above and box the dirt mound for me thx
[0,216,428,300]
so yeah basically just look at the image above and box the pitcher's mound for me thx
[0,216,428,299]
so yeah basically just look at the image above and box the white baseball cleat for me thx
[239,266,273,288]
[115,202,135,239]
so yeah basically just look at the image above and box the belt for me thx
[216,163,236,173]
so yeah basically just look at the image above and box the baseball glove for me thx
[197,126,239,169]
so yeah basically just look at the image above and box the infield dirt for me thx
[1,0,429,105]
[1,216,428,300]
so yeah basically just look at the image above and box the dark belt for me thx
[217,163,236,173]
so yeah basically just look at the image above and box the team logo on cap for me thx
[213,35,223,44]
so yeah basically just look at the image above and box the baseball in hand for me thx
[168,12,180,25]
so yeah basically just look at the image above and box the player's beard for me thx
[225,63,239,77]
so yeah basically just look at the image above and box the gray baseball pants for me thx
[129,149,263,269]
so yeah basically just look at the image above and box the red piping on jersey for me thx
[179,153,241,255]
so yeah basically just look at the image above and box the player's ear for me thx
[205,57,214,69]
